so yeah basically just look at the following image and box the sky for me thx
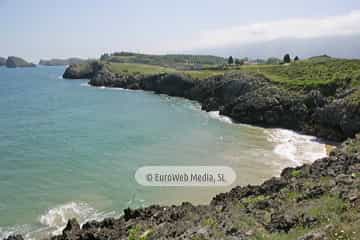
[1,0,360,62]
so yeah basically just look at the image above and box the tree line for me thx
[227,54,300,65]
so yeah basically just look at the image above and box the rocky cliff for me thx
[62,61,102,79]
[82,64,360,142]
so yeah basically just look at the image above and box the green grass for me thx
[240,58,360,89]
[103,52,227,67]
[291,170,303,178]
[106,62,225,80]
[183,69,225,79]
[128,225,154,240]
[105,58,360,89]
[107,62,176,75]
[306,195,348,223]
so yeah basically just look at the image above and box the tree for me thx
[228,56,234,65]
[283,54,291,63]
[294,56,299,61]
[100,53,110,61]
[266,57,281,65]
[235,59,244,65]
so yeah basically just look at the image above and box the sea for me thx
[0,66,327,239]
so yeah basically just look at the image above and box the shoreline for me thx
[6,135,357,240]
[3,63,359,239]
[84,82,331,168]
[86,82,332,166]
[0,80,332,240]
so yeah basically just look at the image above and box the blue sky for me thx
[1,0,360,61]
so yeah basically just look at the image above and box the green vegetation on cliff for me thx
[39,58,87,66]
[106,62,225,80]
[101,52,226,69]
[241,57,360,90]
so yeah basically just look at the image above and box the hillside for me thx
[39,58,87,66]
[241,57,360,91]
[100,52,227,70]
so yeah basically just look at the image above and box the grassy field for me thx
[102,52,226,67]
[107,62,176,75]
[105,57,360,90]
[106,62,226,80]
[240,57,360,89]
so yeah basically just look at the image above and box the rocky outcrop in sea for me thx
[0,57,6,66]
[5,56,36,68]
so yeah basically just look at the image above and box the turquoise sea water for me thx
[0,66,327,239]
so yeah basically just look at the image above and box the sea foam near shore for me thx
[265,128,328,165]
[207,111,327,165]
[208,111,233,124]
[39,202,117,235]
[0,202,117,240]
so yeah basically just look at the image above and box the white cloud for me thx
[177,10,360,51]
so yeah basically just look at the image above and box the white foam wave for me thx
[266,128,327,165]
[0,225,34,240]
[0,202,118,240]
[39,202,116,236]
[57,76,63,80]
[208,111,233,124]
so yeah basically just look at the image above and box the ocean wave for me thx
[0,225,34,240]
[83,84,137,92]
[208,111,233,124]
[1,202,117,240]
[265,128,327,165]
[39,202,116,235]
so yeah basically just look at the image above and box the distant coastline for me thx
[38,58,88,66]
[0,56,35,68]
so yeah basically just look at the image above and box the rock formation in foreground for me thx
[5,56,36,68]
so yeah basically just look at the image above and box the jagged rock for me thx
[123,208,141,221]
[3,235,23,240]
[265,213,297,233]
[63,61,102,79]
[297,231,327,240]
[63,218,80,233]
